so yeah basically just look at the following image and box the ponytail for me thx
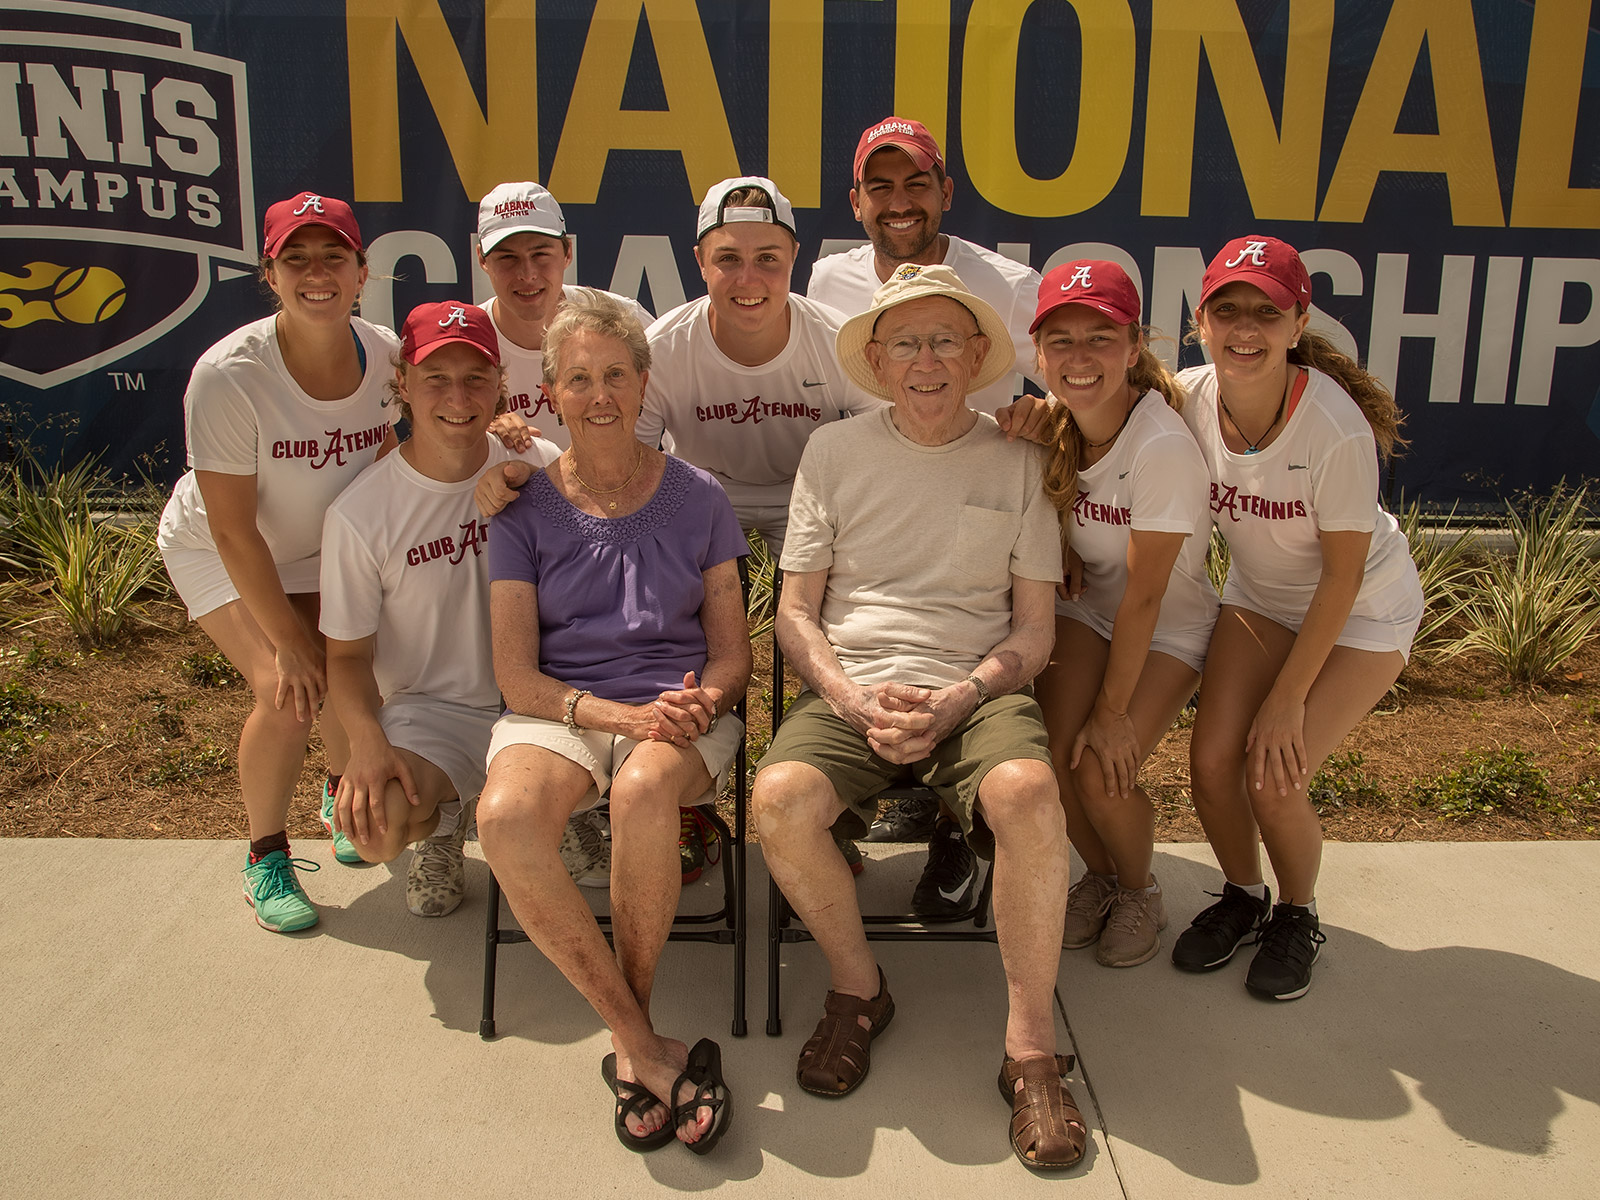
[1288,331,1407,459]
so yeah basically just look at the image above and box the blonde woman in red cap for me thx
[1172,235,1420,1000]
[158,192,398,933]
[1032,261,1219,971]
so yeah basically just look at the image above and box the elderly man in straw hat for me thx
[751,264,1084,1172]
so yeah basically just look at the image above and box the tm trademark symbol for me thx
[106,372,146,391]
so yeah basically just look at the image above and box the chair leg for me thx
[731,835,747,1037]
[480,867,501,1040]
[765,874,785,1036]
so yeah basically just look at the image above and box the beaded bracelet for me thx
[563,688,591,732]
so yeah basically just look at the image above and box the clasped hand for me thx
[851,681,968,764]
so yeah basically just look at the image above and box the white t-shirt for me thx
[805,236,1043,415]
[319,435,559,708]
[636,294,883,510]
[1056,393,1220,668]
[1178,365,1421,633]
[158,316,398,570]
[487,288,653,453]
[781,407,1062,688]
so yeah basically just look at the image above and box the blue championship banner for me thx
[1,0,1596,507]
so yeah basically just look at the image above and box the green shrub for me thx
[1409,747,1554,818]
[143,742,232,786]
[1445,484,1600,683]
[0,679,64,763]
[180,651,243,689]
[1307,751,1389,811]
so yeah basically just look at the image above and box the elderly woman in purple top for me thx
[476,289,750,1157]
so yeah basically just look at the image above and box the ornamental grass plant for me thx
[1395,498,1480,663]
[0,447,170,646]
[1445,484,1600,684]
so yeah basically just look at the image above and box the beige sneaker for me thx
[1062,872,1117,948]
[1095,882,1169,967]
[406,799,472,917]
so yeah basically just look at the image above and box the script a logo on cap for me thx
[1062,265,1094,292]
[892,264,923,282]
[292,194,326,216]
[438,305,469,329]
[1224,240,1269,269]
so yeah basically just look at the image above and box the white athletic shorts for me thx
[380,693,499,803]
[160,544,322,621]
[486,710,745,810]
[1222,574,1423,662]
[1056,601,1213,674]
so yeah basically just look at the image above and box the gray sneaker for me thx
[561,807,611,888]
[1062,872,1118,949]
[1096,882,1168,968]
[407,798,473,917]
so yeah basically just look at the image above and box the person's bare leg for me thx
[286,593,349,776]
[197,600,313,842]
[476,746,684,1140]
[1188,608,1293,886]
[978,759,1069,1062]
[754,761,876,1001]
[1251,646,1405,903]
[1036,619,1115,876]
[1070,652,1199,890]
[606,742,721,1144]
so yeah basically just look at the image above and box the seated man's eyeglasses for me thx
[872,332,980,360]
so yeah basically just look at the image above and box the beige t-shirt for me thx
[780,407,1062,688]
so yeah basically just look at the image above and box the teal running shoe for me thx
[320,775,364,865]
[241,850,320,932]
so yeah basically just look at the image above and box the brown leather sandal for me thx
[997,1053,1087,1171]
[796,967,895,1097]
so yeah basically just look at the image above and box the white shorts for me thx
[1222,574,1423,661]
[1056,600,1214,674]
[485,710,745,810]
[160,544,322,620]
[380,694,499,803]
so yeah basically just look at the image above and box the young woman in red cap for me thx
[1031,261,1219,970]
[158,192,399,933]
[1172,235,1421,999]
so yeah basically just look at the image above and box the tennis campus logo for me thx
[0,1,256,388]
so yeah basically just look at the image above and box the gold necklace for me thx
[570,445,644,511]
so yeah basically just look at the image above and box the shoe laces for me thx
[1103,889,1151,936]
[411,836,461,886]
[571,810,610,867]
[923,824,974,890]
[244,854,318,901]
[1065,873,1117,918]
[1253,907,1326,968]
[1190,887,1262,935]
[679,807,721,865]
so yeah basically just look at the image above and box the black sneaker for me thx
[1171,882,1271,972]
[865,793,938,843]
[1245,903,1326,1001]
[911,818,977,916]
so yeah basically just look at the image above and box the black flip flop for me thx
[600,1053,676,1152]
[671,1038,732,1156]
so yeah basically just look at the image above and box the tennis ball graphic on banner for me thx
[51,267,128,324]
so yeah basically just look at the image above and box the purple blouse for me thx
[488,454,748,705]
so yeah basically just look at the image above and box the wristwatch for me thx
[964,674,991,707]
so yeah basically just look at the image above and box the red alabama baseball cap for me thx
[852,116,945,182]
[400,301,501,366]
[1199,236,1312,312]
[1031,260,1142,332]
[262,192,363,257]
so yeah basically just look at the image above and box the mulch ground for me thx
[2,596,1597,843]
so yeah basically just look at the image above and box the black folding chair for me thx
[480,739,747,1039]
[762,569,997,1037]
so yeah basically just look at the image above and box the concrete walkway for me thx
[2,838,1596,1198]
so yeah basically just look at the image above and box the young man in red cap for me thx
[807,116,1044,418]
[319,301,574,917]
